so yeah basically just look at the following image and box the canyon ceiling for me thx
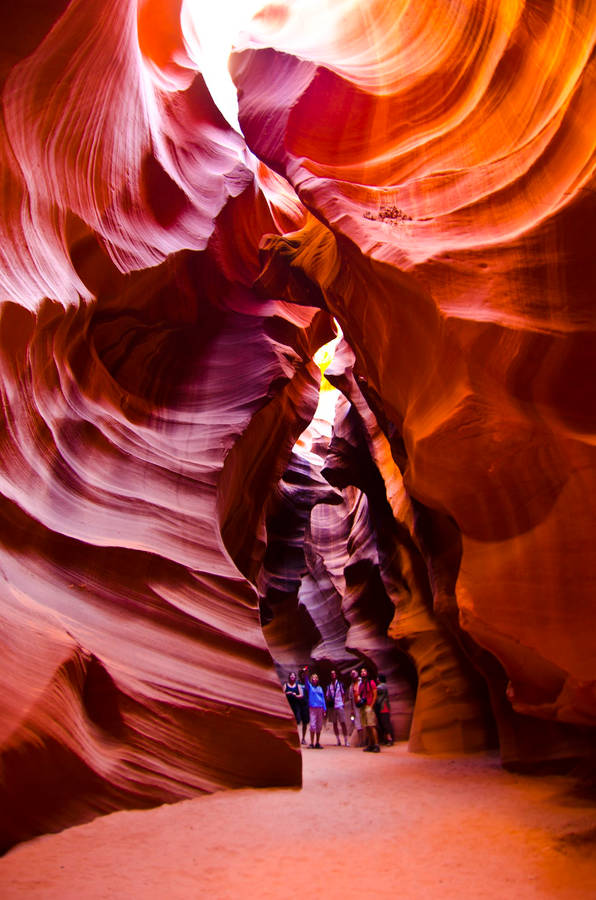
[0,0,595,852]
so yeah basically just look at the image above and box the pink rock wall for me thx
[0,247,330,849]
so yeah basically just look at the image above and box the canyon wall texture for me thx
[0,0,595,850]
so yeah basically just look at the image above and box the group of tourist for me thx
[283,665,394,753]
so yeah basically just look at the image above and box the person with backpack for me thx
[355,666,380,752]
[348,668,364,747]
[325,669,349,746]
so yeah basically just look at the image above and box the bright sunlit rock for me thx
[181,0,270,130]
[295,322,343,462]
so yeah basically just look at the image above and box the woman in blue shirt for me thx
[306,672,327,748]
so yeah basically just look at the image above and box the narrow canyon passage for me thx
[2,738,595,900]
[1,0,595,876]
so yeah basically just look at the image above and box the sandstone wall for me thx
[0,0,594,849]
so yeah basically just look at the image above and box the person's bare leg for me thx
[333,720,340,745]
[309,727,315,747]
[341,721,348,745]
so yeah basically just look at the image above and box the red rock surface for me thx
[0,0,595,851]
[0,250,332,850]
[260,383,417,741]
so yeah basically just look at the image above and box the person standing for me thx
[326,669,349,746]
[356,666,380,752]
[296,666,310,745]
[307,672,327,748]
[348,668,364,747]
[283,671,306,736]
[375,674,394,746]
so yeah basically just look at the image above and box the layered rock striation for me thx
[0,0,595,851]
[0,246,335,850]
[244,0,596,735]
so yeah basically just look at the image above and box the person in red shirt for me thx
[375,673,394,746]
[356,666,380,752]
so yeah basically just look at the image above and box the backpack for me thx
[328,679,345,707]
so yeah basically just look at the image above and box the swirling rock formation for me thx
[321,346,495,753]
[1,0,595,851]
[0,246,335,850]
[244,0,596,734]
[260,383,417,742]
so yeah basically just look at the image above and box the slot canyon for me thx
[1,0,595,895]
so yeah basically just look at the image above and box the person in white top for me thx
[348,668,364,747]
[325,669,349,746]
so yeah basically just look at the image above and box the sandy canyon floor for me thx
[2,734,596,899]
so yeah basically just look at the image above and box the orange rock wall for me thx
[0,0,595,849]
[241,0,596,732]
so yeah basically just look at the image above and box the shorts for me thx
[309,707,324,732]
[328,706,347,727]
[360,704,377,728]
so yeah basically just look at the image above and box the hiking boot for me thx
[315,742,323,749]
[371,745,381,753]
